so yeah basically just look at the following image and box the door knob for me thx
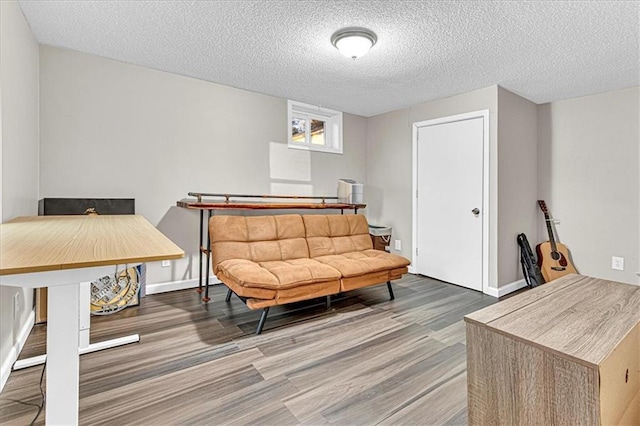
[472,208,480,215]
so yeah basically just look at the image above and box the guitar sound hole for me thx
[551,251,561,261]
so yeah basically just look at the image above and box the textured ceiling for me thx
[18,1,640,117]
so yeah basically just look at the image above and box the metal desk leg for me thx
[46,283,80,425]
[197,210,204,294]
[14,282,140,371]
[202,210,212,302]
[77,282,139,353]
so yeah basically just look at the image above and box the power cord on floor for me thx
[0,398,39,409]
[30,362,46,426]
[0,362,46,424]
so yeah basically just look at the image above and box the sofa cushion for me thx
[210,214,309,273]
[216,257,341,290]
[313,249,411,278]
[259,259,341,287]
[303,214,373,257]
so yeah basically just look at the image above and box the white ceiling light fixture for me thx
[331,27,377,59]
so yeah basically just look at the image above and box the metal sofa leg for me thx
[225,288,233,302]
[256,307,270,335]
[326,295,331,309]
[387,281,395,300]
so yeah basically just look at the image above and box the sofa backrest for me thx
[303,214,373,258]
[209,214,309,272]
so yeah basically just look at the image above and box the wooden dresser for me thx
[465,274,639,425]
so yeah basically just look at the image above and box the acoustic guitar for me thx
[536,200,577,282]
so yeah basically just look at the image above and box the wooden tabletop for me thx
[465,274,640,367]
[0,215,184,276]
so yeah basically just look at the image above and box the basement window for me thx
[288,100,343,154]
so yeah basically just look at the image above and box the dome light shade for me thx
[331,28,377,59]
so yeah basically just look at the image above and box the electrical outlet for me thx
[161,260,171,267]
[611,256,624,271]
[394,240,402,251]
[13,293,20,320]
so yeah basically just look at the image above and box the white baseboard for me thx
[0,310,35,392]
[406,270,526,298]
[145,277,221,295]
[484,279,528,298]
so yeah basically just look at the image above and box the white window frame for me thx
[288,100,343,154]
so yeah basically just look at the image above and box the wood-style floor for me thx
[0,274,496,425]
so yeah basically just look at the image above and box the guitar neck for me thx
[544,213,558,252]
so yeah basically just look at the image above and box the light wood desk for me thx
[0,215,184,425]
[465,274,639,425]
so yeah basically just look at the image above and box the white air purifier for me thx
[338,179,364,204]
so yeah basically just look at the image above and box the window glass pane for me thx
[288,100,343,154]
[291,117,306,143]
[310,119,325,146]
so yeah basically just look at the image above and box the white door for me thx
[415,115,485,291]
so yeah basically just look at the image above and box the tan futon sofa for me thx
[209,214,410,333]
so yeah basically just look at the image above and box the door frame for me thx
[411,110,490,295]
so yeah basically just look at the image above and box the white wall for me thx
[497,87,538,286]
[0,0,39,389]
[367,86,500,287]
[38,46,367,285]
[538,87,639,284]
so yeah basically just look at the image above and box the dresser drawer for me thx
[600,322,639,425]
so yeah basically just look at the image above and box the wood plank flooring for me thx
[0,274,496,425]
